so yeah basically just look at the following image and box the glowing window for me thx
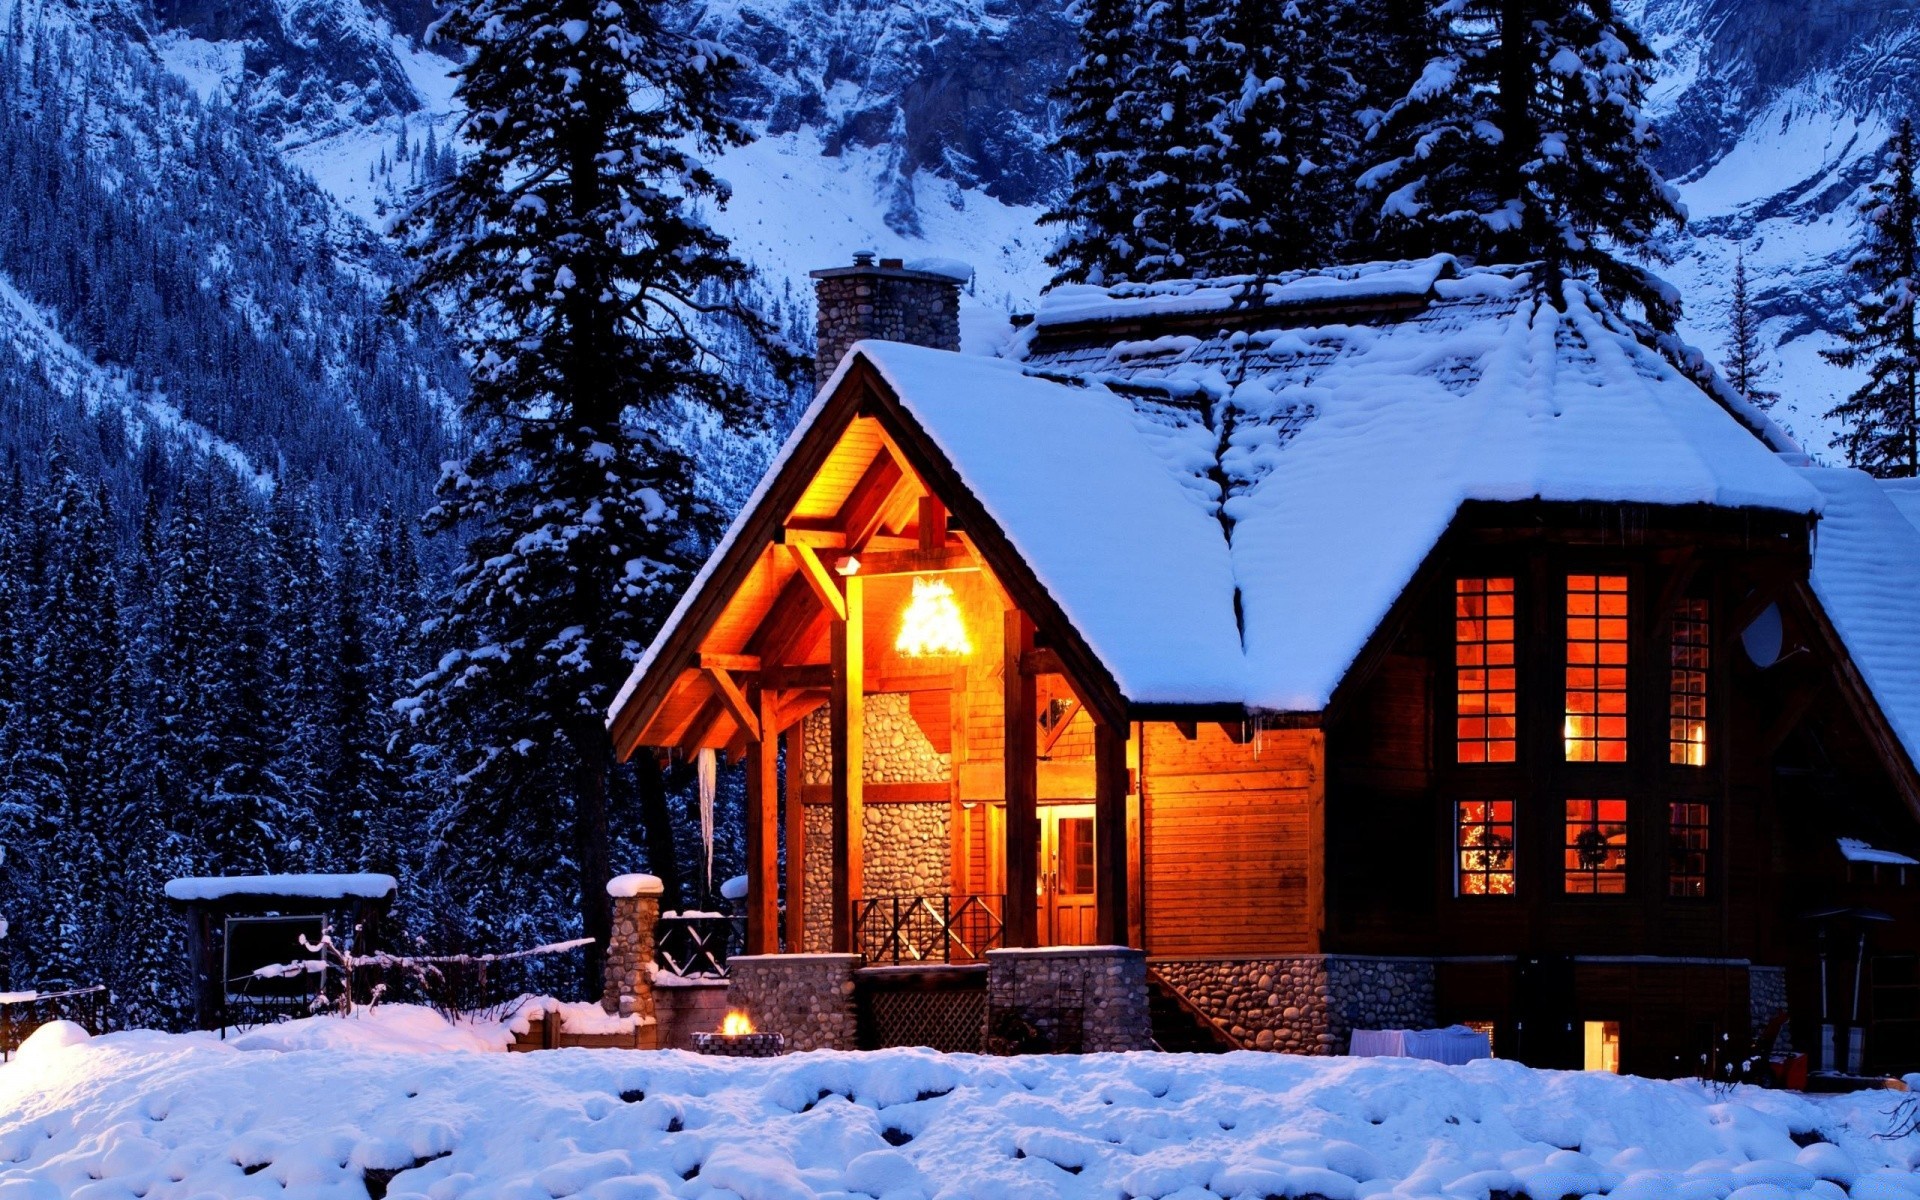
[1670,597,1709,766]
[1456,578,1517,763]
[1669,802,1709,897]
[1565,575,1628,763]
[1565,798,1628,894]
[1457,800,1516,895]
[1583,1020,1621,1073]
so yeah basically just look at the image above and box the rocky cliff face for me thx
[28,0,1920,459]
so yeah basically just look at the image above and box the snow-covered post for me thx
[604,874,663,1025]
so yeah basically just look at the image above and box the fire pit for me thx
[692,1010,784,1058]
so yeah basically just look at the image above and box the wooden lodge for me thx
[607,255,1920,1075]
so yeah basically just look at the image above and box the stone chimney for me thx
[810,251,965,390]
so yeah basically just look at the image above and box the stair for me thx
[1146,970,1240,1053]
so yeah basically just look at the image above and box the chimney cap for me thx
[851,248,876,267]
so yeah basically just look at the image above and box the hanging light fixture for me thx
[895,576,971,658]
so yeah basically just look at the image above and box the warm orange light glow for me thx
[1670,597,1709,766]
[720,1010,755,1036]
[895,577,971,658]
[1565,575,1628,763]
[1456,578,1517,763]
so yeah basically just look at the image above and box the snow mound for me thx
[608,873,665,898]
[1,1031,1917,1199]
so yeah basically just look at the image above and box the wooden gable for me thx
[609,355,1129,763]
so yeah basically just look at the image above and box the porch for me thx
[611,373,1145,968]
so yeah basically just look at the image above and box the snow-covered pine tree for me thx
[1041,0,1152,285]
[1188,0,1362,276]
[1043,0,1229,283]
[393,0,777,987]
[1822,118,1920,477]
[1359,0,1684,326]
[1724,248,1778,409]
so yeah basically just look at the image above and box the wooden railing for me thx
[654,913,744,978]
[0,985,107,1057]
[854,894,1005,965]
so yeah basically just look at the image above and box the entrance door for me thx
[1042,804,1098,946]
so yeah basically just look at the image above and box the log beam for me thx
[1093,717,1130,947]
[789,544,847,621]
[844,546,977,577]
[1003,608,1039,948]
[830,574,865,954]
[705,666,760,743]
[784,716,808,952]
[745,686,779,954]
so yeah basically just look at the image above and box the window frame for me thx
[1453,575,1520,766]
[1563,572,1631,765]
[1563,797,1631,896]
[1455,799,1518,897]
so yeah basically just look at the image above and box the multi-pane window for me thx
[1670,598,1710,766]
[1565,575,1629,763]
[1565,798,1629,893]
[1457,800,1516,895]
[1669,802,1710,897]
[1456,578,1517,763]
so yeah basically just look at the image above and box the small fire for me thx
[720,1010,755,1036]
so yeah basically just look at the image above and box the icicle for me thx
[697,748,717,896]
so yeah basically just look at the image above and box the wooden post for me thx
[784,716,807,952]
[744,686,779,955]
[831,574,865,953]
[1003,609,1039,948]
[950,663,969,897]
[1094,717,1131,947]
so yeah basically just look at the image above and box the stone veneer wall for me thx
[799,700,953,952]
[803,696,950,785]
[602,884,661,1036]
[801,804,953,951]
[811,259,963,389]
[987,947,1153,1053]
[728,953,860,1051]
[1751,964,1792,1052]
[1152,956,1437,1054]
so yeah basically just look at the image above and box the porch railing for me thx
[0,985,107,1057]
[854,894,1005,965]
[654,913,745,979]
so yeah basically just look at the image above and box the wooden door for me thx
[1043,804,1099,946]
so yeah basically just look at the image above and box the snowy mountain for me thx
[9,0,1917,481]
[1628,0,1920,458]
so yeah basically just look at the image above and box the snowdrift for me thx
[1,1007,1918,1198]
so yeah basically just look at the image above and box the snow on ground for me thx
[3,1011,1920,1200]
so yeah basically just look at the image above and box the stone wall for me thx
[803,695,949,784]
[729,953,860,1051]
[1751,964,1792,1052]
[801,802,953,951]
[799,699,953,952]
[987,947,1153,1053]
[1152,956,1437,1054]
[602,877,662,1040]
[811,257,963,389]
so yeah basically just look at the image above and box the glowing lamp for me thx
[895,577,971,658]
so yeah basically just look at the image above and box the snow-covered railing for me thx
[654,912,743,979]
[0,984,107,1058]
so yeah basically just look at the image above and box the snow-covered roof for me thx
[613,261,1826,723]
[163,874,398,902]
[1015,264,1822,711]
[1805,467,1920,773]
[1837,837,1920,867]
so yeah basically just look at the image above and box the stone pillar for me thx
[986,947,1152,1054]
[603,874,663,1030]
[728,953,861,1051]
[810,253,965,390]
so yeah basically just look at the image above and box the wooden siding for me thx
[1141,722,1324,956]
